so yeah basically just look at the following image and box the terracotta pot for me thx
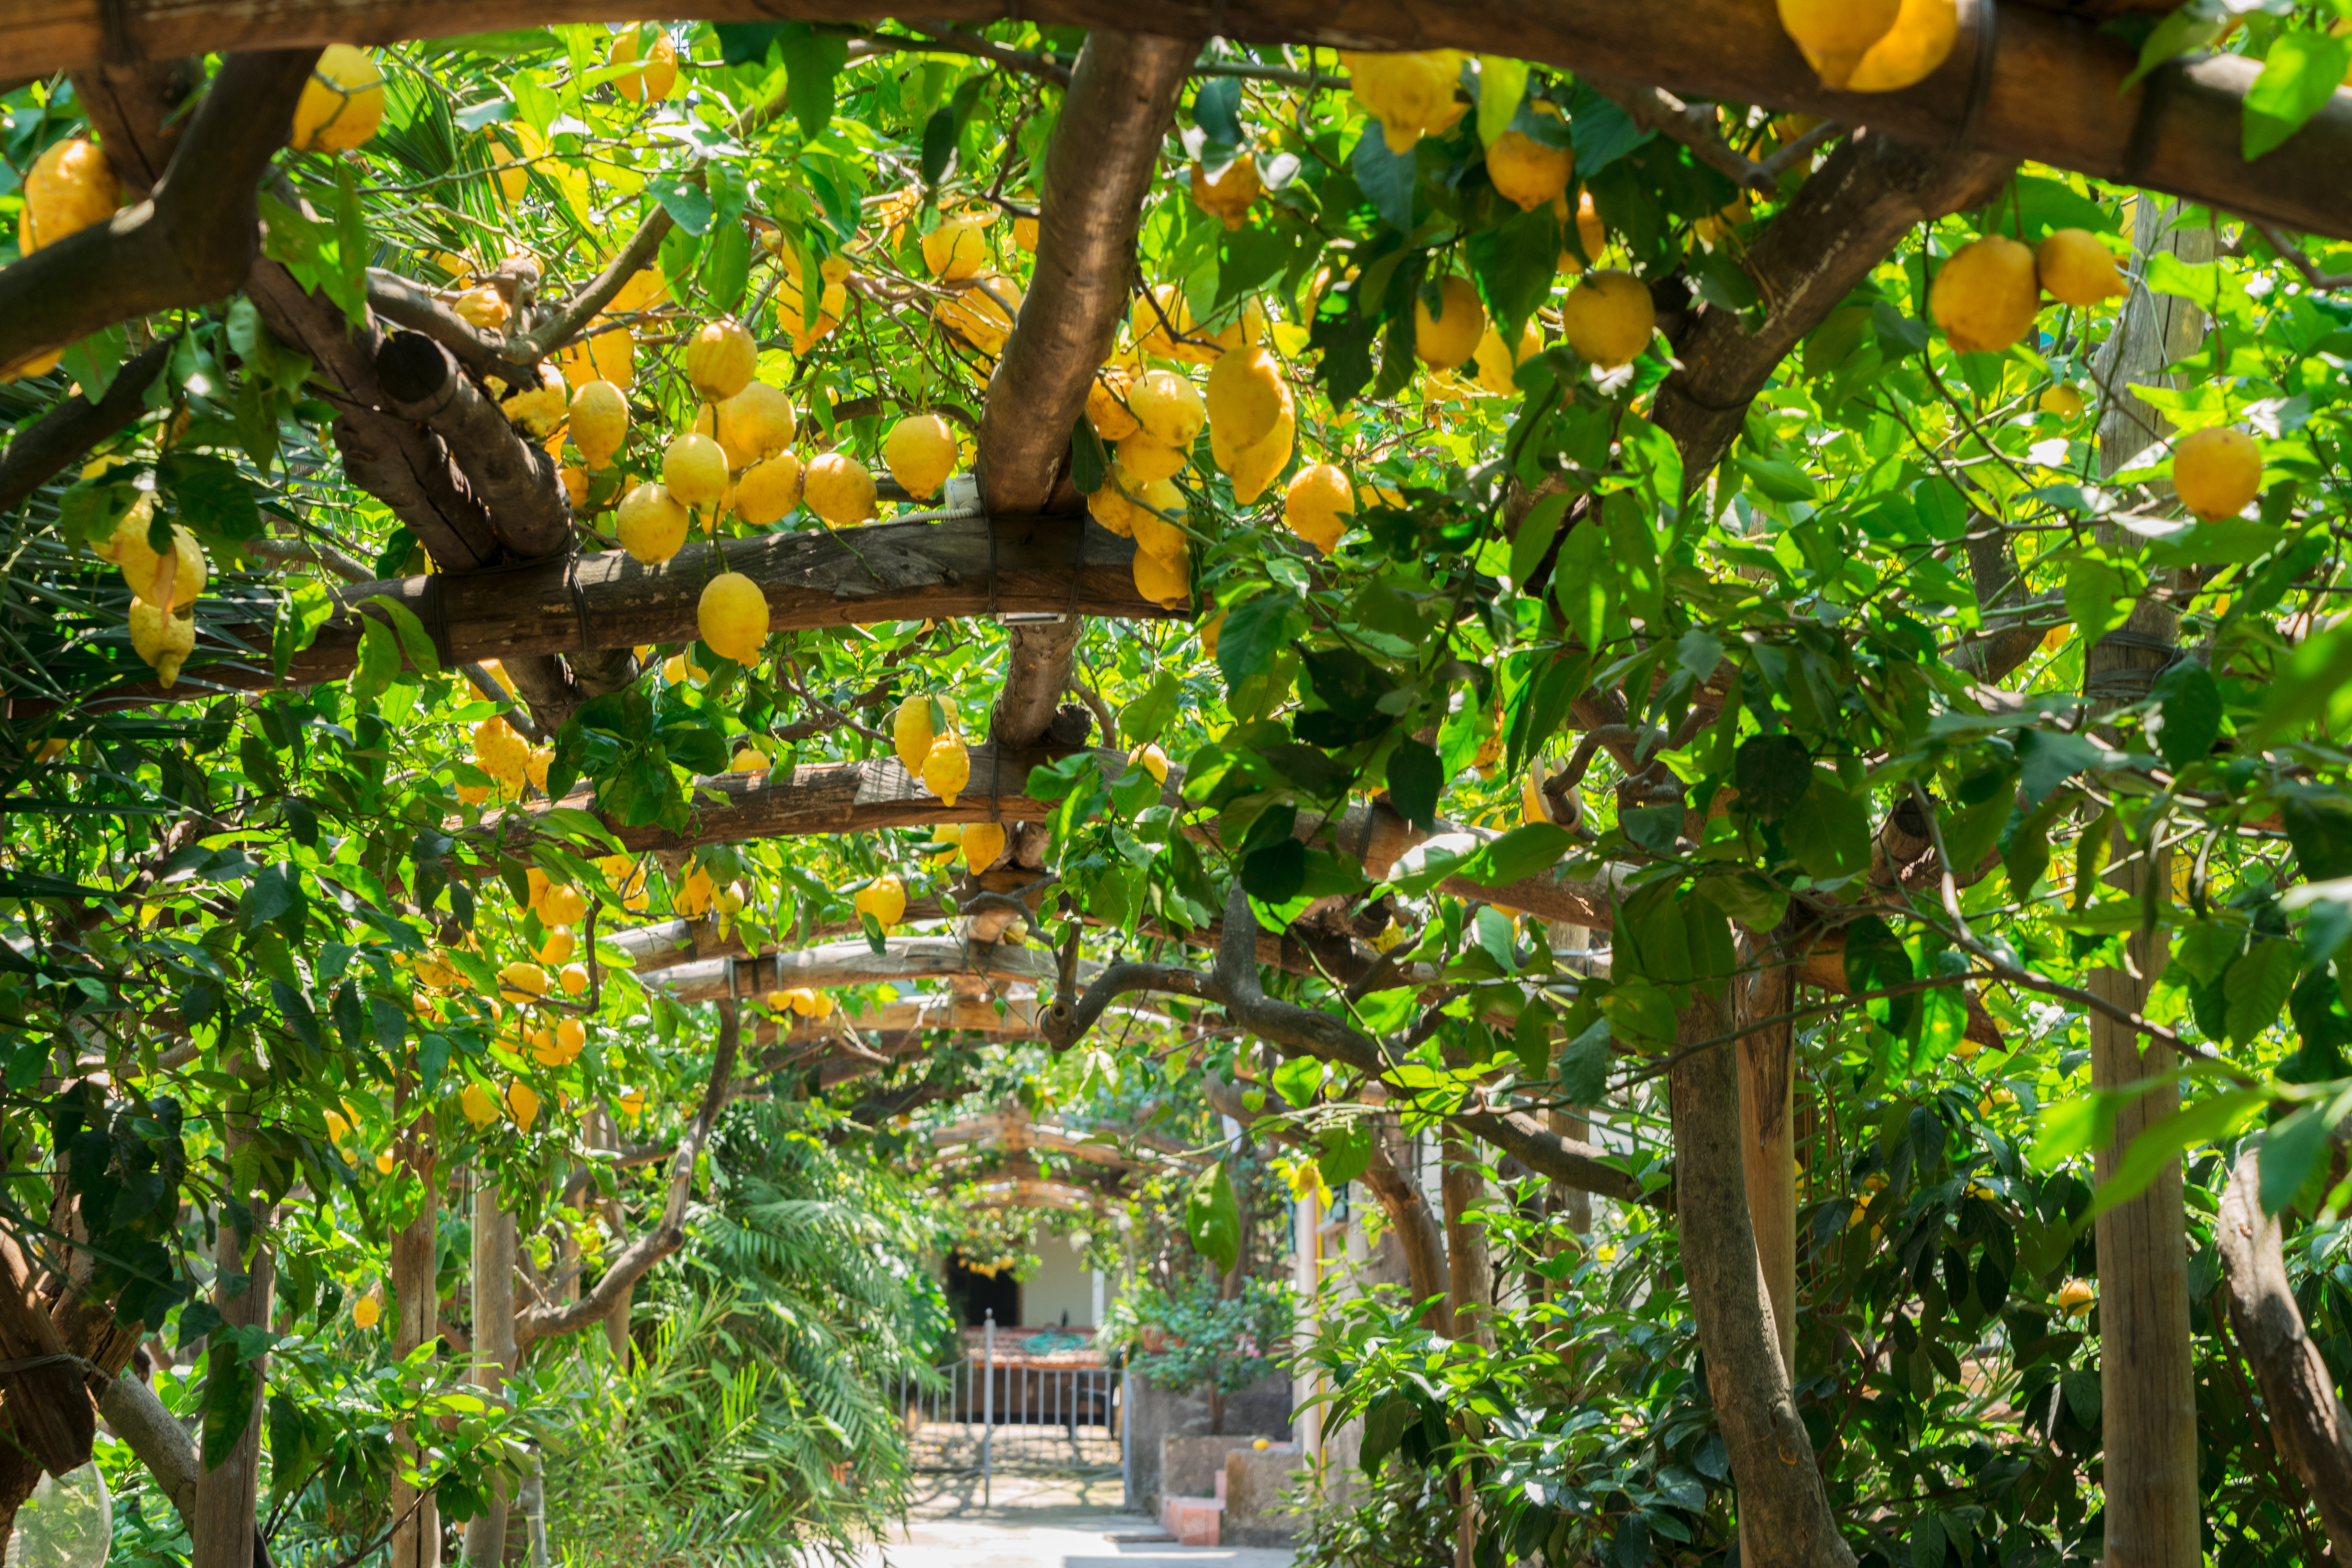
[1139,1323,1167,1353]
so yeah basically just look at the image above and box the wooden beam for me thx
[4,4,2348,239]
[638,935,1077,999]
[49,512,1170,713]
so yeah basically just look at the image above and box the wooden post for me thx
[1738,951,1798,1378]
[2085,195,2208,1568]
[460,1175,518,1566]
[191,1098,273,1568]
[389,1100,440,1568]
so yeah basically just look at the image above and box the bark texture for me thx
[460,1181,517,1567]
[191,1176,273,1568]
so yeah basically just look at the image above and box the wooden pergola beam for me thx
[638,934,1080,1000]
[4,3,2347,238]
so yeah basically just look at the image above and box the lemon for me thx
[2041,385,2085,419]
[675,863,716,917]
[775,249,847,354]
[454,287,510,331]
[1223,407,1295,506]
[505,1081,541,1131]
[1520,768,1549,825]
[2036,228,2127,307]
[1132,284,1210,363]
[1088,372,1141,441]
[662,434,729,511]
[488,122,543,202]
[922,733,973,808]
[735,453,803,526]
[714,382,797,468]
[2172,426,2263,520]
[128,599,195,686]
[617,483,690,562]
[561,963,590,997]
[1561,271,1656,369]
[1013,215,1039,251]
[537,927,575,965]
[1125,479,1189,561]
[786,987,821,1016]
[2056,1278,2095,1314]
[611,25,678,103]
[1556,191,1608,273]
[501,364,570,439]
[1132,541,1192,608]
[1485,109,1573,213]
[1845,0,1960,92]
[1129,369,1206,448]
[1340,50,1468,154]
[894,694,957,774]
[936,275,1023,355]
[524,746,552,794]
[733,745,771,772]
[1190,159,1262,230]
[1776,0,1902,88]
[855,876,907,930]
[616,1086,647,1119]
[496,962,548,1004]
[1930,235,2040,354]
[1128,743,1170,784]
[570,380,629,470]
[289,45,386,153]
[804,453,877,526]
[556,316,635,390]
[354,1293,383,1329]
[1212,299,1270,355]
[698,571,769,664]
[374,1150,397,1174]
[1413,276,1486,371]
[1202,609,1225,659]
[1284,464,1355,555]
[962,820,1007,872]
[921,217,990,280]
[460,1081,501,1128]
[107,507,206,609]
[1205,346,1286,450]
[1471,320,1542,396]
[23,139,119,250]
[543,884,587,926]
[883,413,959,500]
[1115,433,1188,484]
[684,319,757,400]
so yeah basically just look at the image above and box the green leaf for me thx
[1215,590,1299,688]
[200,1333,263,1468]
[1193,76,1244,148]
[1119,670,1180,746]
[60,323,128,403]
[1509,491,1567,589]
[1185,1165,1242,1273]
[1733,454,1817,504]
[699,217,752,314]
[1271,1055,1324,1109]
[1778,770,1872,881]
[272,581,334,681]
[1843,915,1915,1034]
[1733,734,1810,820]
[2259,1104,2332,1215]
[1475,56,1530,148]
[1558,1018,1610,1104]
[1450,823,1578,889]
[2149,659,2222,770]
[1241,838,1306,904]
[2064,555,2138,649]
[359,595,441,676]
[1071,419,1107,496]
[2062,1367,2100,1429]
[775,23,850,136]
[2224,939,2298,1046]
[2090,1089,2266,1219]
[159,451,263,542]
[2244,30,2352,161]
[2248,622,2352,745]
[1350,125,1415,235]
[2017,727,2107,807]
[1316,1122,1374,1188]
[349,618,402,702]
[1386,739,1442,832]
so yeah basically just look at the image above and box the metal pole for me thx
[982,1309,995,1505]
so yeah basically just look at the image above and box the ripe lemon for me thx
[1486,109,1573,213]
[1088,372,1140,441]
[733,745,771,772]
[1126,479,1189,561]
[1224,406,1295,506]
[497,962,548,1003]
[1845,0,1960,92]
[1132,541,1193,608]
[1212,299,1270,355]
[23,139,119,250]
[684,319,757,400]
[1413,276,1486,371]
[1471,320,1543,396]
[454,287,510,331]
[2041,385,2085,419]
[1013,215,1039,251]
[354,1293,383,1329]
[617,482,690,563]
[616,1086,647,1119]
[128,600,195,685]
[714,381,796,468]
[962,820,1007,872]
[2036,228,2127,307]
[1930,235,2039,354]
[922,733,973,808]
[2172,425,2263,520]
[1129,369,1206,448]
[1284,464,1355,555]
[675,863,716,917]
[1202,608,1225,659]
[543,883,587,925]
[289,45,386,152]
[107,508,206,609]
[1562,271,1655,369]
[1205,346,1286,450]
[935,275,1023,355]
[570,380,629,470]
[1131,284,1205,362]
[2055,1278,2095,1314]
[883,413,959,500]
[1191,159,1262,230]
[505,1081,541,1131]
[1557,191,1608,272]
[555,316,635,389]
[1776,0,1902,88]
[804,452,877,527]
[611,25,678,103]
[537,928,574,965]
[662,433,729,510]
[1340,50,1468,154]
[699,570,769,663]
[855,875,907,929]
[1087,475,1140,538]
[734,453,803,526]
[1116,433,1187,484]
[921,218,990,280]
[1128,743,1170,784]
[893,694,958,775]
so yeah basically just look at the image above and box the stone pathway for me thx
[859,1470,1296,1568]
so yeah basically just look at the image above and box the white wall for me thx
[1021,1240,1114,1327]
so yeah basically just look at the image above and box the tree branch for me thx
[374,331,573,561]
[0,337,175,513]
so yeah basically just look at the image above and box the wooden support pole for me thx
[460,1175,518,1567]
[388,1083,440,1568]
[191,1100,273,1568]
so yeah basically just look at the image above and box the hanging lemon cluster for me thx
[1928,228,2127,355]
[92,497,207,686]
[923,210,1026,359]
[466,711,556,804]
[932,821,1008,874]
[854,874,909,931]
[767,987,839,1019]
[1777,0,1959,93]
[895,694,972,810]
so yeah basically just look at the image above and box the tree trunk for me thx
[1670,997,1855,1568]
[1359,1123,1451,1336]
[389,1100,440,1568]
[191,1113,274,1568]
[2086,195,2209,1568]
[1738,951,1798,1378]
[461,1178,517,1566]
[1438,1136,1494,1355]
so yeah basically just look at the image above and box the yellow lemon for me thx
[935,274,1023,355]
[23,139,119,250]
[1559,190,1608,272]
[962,821,1008,872]
[1776,0,1903,88]
[804,452,877,526]
[107,507,207,610]
[611,25,678,103]
[734,452,804,526]
[882,413,959,500]
[1115,433,1188,485]
[460,1082,501,1128]
[684,319,757,400]
[711,381,796,469]
[2036,228,2128,307]
[1013,215,1039,251]
[1223,407,1294,506]
[1413,276,1486,371]
[1190,159,1262,230]
[675,863,716,917]
[560,962,590,997]
[921,217,991,280]
[1129,369,1207,449]
[1283,464,1355,555]
[893,694,958,775]
[454,286,510,331]
[855,876,907,930]
[1471,319,1543,397]
[505,1081,541,1131]
[733,745,771,772]
[128,599,195,686]
[1128,743,1170,784]
[1845,0,1960,93]
[2041,385,2085,419]
[1930,236,2040,355]
[537,927,575,965]
[1561,271,1656,369]
[1340,50,1468,155]
[497,962,548,1004]
[354,1293,383,1329]
[570,380,629,470]
[1087,372,1141,441]
[1205,346,1286,450]
[2056,1278,2095,1314]
[374,1150,397,1175]
[698,570,769,664]
[555,316,635,391]
[2172,426,2264,520]
[617,482,690,562]
[1124,477,1189,561]
[1485,110,1573,213]
[922,733,973,809]
[289,45,386,153]
[1133,541,1192,608]
[543,884,587,926]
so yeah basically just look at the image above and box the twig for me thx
[2257,224,2352,291]
[1587,80,1776,197]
